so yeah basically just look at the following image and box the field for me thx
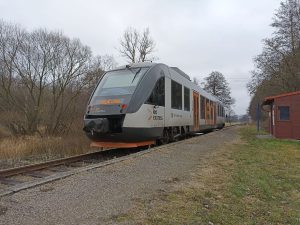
[118,126,300,225]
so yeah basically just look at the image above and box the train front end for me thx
[83,64,156,148]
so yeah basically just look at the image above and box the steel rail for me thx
[0,149,110,178]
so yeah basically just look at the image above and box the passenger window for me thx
[184,87,190,111]
[146,77,165,106]
[200,96,205,119]
[206,99,210,119]
[278,106,290,120]
[171,80,182,110]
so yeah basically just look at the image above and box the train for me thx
[83,62,226,148]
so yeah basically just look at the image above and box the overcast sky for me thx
[0,0,282,115]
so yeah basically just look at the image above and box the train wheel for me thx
[159,128,170,145]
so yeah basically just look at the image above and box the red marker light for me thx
[121,104,127,109]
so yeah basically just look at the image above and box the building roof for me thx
[263,90,300,105]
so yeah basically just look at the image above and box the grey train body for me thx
[83,62,226,143]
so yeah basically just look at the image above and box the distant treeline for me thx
[247,0,300,120]
[0,20,116,136]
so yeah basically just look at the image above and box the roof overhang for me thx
[262,98,274,106]
[262,90,300,105]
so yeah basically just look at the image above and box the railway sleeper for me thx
[0,177,23,186]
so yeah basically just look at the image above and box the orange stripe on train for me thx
[100,99,121,105]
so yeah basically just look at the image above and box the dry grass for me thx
[0,132,91,169]
[0,125,12,139]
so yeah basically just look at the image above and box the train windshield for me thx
[93,67,148,97]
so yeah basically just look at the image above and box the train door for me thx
[193,91,199,131]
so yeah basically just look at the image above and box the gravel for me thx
[0,127,238,225]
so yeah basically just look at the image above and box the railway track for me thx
[0,125,239,197]
[0,147,147,197]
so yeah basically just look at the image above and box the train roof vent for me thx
[170,67,191,81]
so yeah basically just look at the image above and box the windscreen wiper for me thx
[131,68,142,83]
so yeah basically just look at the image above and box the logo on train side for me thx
[147,107,163,121]
[171,113,182,118]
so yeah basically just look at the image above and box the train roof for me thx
[170,67,191,81]
[113,62,191,80]
[110,62,223,105]
[113,62,157,70]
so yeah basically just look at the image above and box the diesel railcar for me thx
[83,62,225,147]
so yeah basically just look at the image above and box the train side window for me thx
[200,96,205,119]
[146,77,165,106]
[206,99,210,119]
[171,80,182,110]
[184,87,190,111]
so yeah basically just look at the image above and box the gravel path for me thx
[0,127,239,225]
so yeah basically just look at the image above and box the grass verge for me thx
[118,126,300,225]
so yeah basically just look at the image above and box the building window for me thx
[184,87,190,111]
[146,77,165,106]
[200,96,205,119]
[278,106,290,120]
[171,80,182,110]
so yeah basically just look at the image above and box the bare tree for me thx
[247,0,300,119]
[138,28,156,62]
[247,0,300,120]
[0,20,115,136]
[119,27,139,63]
[192,77,200,86]
[248,0,300,95]
[46,35,92,135]
[0,21,29,134]
[119,27,156,63]
[85,54,117,92]
[99,54,117,71]
[203,71,235,109]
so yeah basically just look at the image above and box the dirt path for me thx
[0,127,239,225]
